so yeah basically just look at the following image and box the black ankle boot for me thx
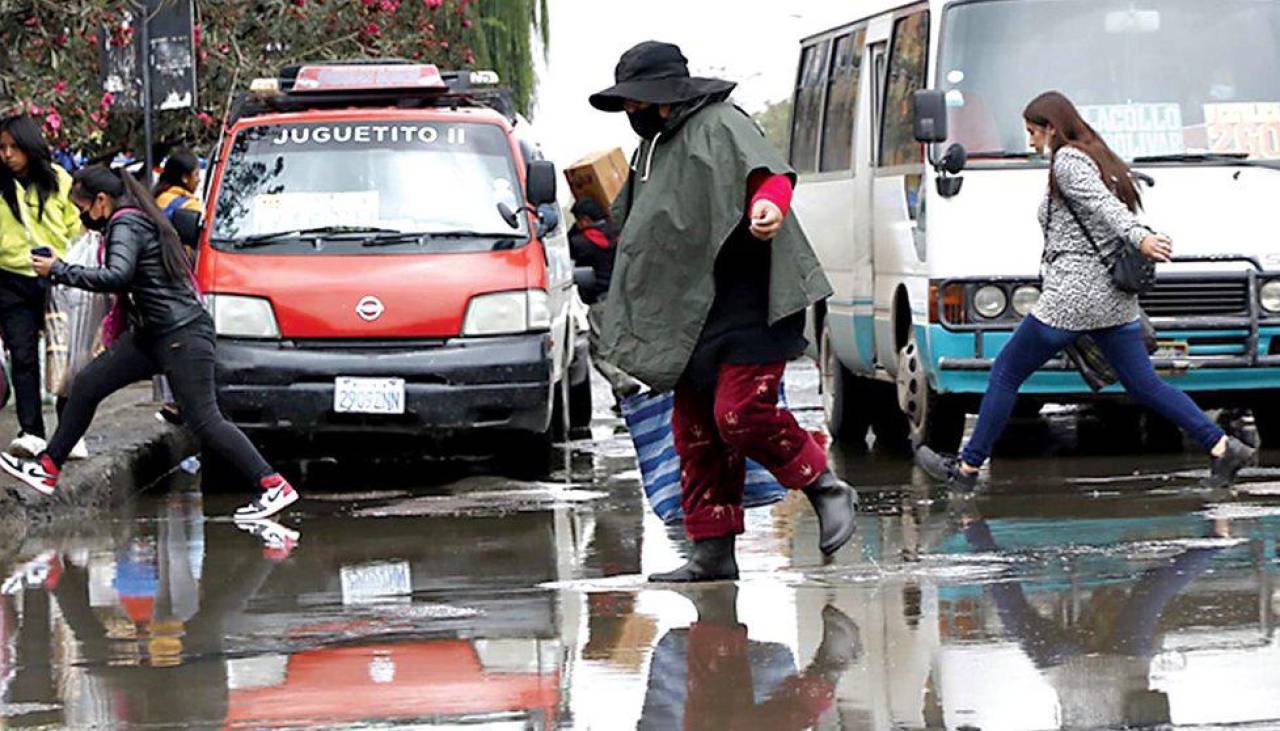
[802,469,859,556]
[648,535,739,583]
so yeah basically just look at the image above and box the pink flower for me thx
[44,112,62,133]
[196,111,215,128]
[423,0,444,8]
[362,21,381,38]
[100,92,115,110]
[53,80,68,94]
[379,0,400,11]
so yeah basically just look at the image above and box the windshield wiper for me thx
[221,226,404,249]
[361,230,523,248]
[966,151,1043,160]
[1133,152,1280,169]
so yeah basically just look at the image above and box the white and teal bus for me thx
[791,0,1280,452]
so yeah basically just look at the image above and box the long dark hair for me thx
[1023,91,1142,212]
[71,165,194,291]
[0,114,60,223]
[153,147,199,196]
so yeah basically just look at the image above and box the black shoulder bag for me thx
[1059,194,1157,295]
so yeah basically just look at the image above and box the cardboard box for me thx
[564,147,630,210]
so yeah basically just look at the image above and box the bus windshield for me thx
[210,120,527,252]
[940,0,1280,161]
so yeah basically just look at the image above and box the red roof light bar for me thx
[292,64,449,93]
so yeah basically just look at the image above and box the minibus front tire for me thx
[897,332,966,452]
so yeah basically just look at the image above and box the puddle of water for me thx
[0,363,1277,728]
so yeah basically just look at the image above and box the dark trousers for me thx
[47,318,273,485]
[963,315,1225,467]
[672,363,827,541]
[0,271,48,438]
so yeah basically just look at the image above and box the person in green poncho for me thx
[590,42,860,582]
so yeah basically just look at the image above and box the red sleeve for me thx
[582,227,611,250]
[746,171,794,218]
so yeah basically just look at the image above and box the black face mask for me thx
[80,208,108,232]
[627,105,667,139]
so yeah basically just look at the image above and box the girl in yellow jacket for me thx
[0,113,82,459]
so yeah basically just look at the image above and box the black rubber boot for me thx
[648,535,739,583]
[802,469,859,556]
[810,605,862,683]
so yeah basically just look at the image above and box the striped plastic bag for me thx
[621,390,789,525]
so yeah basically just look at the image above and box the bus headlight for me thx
[463,290,551,336]
[972,285,1008,319]
[1012,285,1041,317]
[206,294,281,339]
[1262,280,1280,313]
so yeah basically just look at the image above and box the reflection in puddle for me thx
[0,364,1276,728]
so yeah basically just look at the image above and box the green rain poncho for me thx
[600,100,833,393]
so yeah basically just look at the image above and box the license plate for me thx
[339,561,412,605]
[334,377,406,415]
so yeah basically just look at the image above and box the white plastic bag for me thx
[47,232,112,396]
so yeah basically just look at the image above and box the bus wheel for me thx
[896,332,966,452]
[820,319,871,447]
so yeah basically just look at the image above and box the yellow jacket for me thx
[0,166,79,276]
[155,186,203,216]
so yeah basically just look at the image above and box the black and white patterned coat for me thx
[1032,146,1153,331]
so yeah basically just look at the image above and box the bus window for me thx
[880,10,930,168]
[790,40,830,173]
[820,29,866,172]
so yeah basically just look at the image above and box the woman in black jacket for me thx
[1,165,299,520]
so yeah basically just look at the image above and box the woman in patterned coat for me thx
[917,91,1254,491]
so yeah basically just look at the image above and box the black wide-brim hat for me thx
[590,41,736,112]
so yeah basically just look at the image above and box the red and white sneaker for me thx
[235,518,300,561]
[233,474,299,520]
[0,453,60,496]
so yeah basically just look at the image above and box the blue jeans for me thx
[961,315,1224,467]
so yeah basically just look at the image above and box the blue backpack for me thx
[161,194,191,221]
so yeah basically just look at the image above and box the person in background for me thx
[589,41,858,582]
[0,114,84,460]
[151,148,203,427]
[568,197,642,408]
[153,148,202,223]
[4,165,299,521]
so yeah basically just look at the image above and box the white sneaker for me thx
[68,439,89,461]
[233,476,299,520]
[7,434,47,459]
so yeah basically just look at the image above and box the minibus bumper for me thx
[213,334,555,436]
[928,323,1280,405]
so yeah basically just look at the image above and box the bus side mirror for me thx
[912,89,949,143]
[527,160,558,207]
[171,208,203,249]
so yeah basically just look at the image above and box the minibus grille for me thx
[1139,280,1249,317]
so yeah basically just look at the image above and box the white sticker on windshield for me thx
[946,69,965,84]
[1079,103,1184,159]
[252,191,380,233]
[1204,102,1280,159]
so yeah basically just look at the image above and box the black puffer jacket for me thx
[50,212,206,336]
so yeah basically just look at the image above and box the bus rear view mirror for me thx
[526,160,558,207]
[912,90,949,143]
[941,143,967,175]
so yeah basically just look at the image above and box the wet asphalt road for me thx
[2,362,1280,729]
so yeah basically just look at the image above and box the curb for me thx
[0,391,197,558]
